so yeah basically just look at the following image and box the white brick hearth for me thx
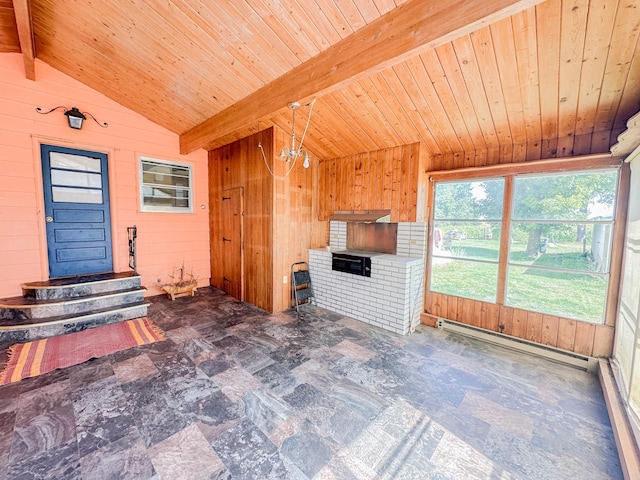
[308,249,424,335]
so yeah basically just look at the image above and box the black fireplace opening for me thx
[331,252,372,277]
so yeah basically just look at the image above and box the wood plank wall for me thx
[423,295,615,357]
[272,127,328,312]
[209,130,274,311]
[209,127,325,313]
[318,142,428,222]
[423,136,626,357]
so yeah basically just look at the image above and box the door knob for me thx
[45,216,53,222]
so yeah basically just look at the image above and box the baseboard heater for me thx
[437,318,598,372]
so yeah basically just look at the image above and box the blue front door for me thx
[41,144,113,278]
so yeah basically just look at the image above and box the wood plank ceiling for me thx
[0,0,20,52]
[1,0,639,162]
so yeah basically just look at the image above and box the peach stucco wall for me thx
[0,54,210,298]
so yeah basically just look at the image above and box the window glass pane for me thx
[140,158,192,213]
[142,171,190,187]
[142,195,189,206]
[433,221,501,261]
[630,335,640,417]
[512,170,618,221]
[430,259,498,303]
[52,186,102,204]
[142,186,189,199]
[431,178,503,304]
[51,169,102,188]
[434,179,504,220]
[50,152,101,172]
[509,223,612,273]
[142,162,189,177]
[506,265,606,322]
[143,196,177,207]
[616,312,635,397]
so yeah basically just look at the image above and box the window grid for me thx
[139,157,193,213]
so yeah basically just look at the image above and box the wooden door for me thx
[221,187,244,300]
[41,144,113,278]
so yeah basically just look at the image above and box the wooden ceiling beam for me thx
[12,0,35,80]
[179,0,545,154]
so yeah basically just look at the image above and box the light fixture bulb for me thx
[64,107,86,130]
[280,147,286,159]
[303,153,310,169]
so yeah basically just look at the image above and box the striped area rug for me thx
[0,317,164,385]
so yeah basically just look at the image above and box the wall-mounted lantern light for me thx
[64,107,86,129]
[36,106,108,130]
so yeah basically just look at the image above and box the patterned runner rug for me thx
[0,317,164,385]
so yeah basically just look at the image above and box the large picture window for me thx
[506,171,617,322]
[431,178,504,303]
[429,167,619,324]
[140,157,193,213]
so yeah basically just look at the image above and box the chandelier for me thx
[279,99,316,168]
[258,98,316,180]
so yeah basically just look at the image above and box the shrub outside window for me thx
[140,157,193,213]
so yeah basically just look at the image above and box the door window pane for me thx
[50,152,101,172]
[52,187,103,204]
[51,169,102,188]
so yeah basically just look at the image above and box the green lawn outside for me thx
[431,238,606,322]
[430,259,498,303]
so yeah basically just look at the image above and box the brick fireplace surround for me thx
[308,221,425,335]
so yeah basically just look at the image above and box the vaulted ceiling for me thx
[1,0,639,161]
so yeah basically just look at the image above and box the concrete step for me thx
[0,271,149,348]
[0,301,150,348]
[21,272,142,300]
[0,287,146,320]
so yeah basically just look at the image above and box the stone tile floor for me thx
[0,287,622,479]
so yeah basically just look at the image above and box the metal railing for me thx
[127,225,137,274]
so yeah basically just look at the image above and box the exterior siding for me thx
[0,54,209,298]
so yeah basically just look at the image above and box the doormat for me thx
[0,317,164,385]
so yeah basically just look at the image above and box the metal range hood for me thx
[329,210,391,223]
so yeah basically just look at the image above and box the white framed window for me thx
[139,157,193,213]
